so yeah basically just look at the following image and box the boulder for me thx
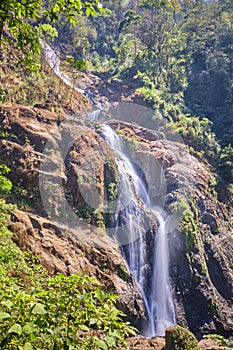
[165,325,200,350]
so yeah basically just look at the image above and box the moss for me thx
[117,264,129,282]
[165,325,200,350]
[123,135,138,152]
[181,209,198,253]
[173,195,198,253]
[203,334,232,347]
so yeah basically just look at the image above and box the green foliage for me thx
[169,115,220,159]
[203,334,232,348]
[0,165,14,232]
[11,184,37,210]
[0,85,6,103]
[0,173,136,349]
[107,182,118,202]
[182,0,233,147]
[0,164,12,196]
[117,264,128,282]
[60,0,233,169]
[0,126,9,139]
[166,325,200,350]
[0,272,136,349]
[123,135,138,152]
[93,208,105,229]
[218,144,233,183]
[0,0,102,71]
[173,196,198,253]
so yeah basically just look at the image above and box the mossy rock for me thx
[165,325,200,350]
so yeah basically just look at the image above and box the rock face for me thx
[106,121,233,340]
[10,208,146,328]
[0,103,147,327]
[0,103,233,341]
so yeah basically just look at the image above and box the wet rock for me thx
[135,129,161,141]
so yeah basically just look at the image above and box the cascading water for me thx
[42,42,84,94]
[42,39,176,336]
[42,43,102,109]
[148,210,176,336]
[100,124,176,337]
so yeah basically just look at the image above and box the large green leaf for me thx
[79,324,90,331]
[32,303,46,315]
[105,336,116,347]
[23,322,34,335]
[23,343,34,350]
[8,323,23,335]
[1,300,13,309]
[94,338,108,350]
[0,312,10,320]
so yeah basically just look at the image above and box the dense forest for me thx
[54,0,233,188]
[58,0,233,145]
[0,0,232,349]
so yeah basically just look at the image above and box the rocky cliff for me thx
[0,102,232,345]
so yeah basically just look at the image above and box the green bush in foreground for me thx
[0,273,136,349]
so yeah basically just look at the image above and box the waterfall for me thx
[41,40,176,336]
[100,124,176,337]
[42,42,84,94]
[42,41,176,333]
[148,209,176,336]
[42,42,102,109]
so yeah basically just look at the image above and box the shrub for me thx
[0,165,137,349]
[0,273,136,349]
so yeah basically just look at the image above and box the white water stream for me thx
[100,125,176,336]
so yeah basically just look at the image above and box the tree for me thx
[0,0,102,70]
[182,0,233,146]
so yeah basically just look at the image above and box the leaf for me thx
[66,337,74,346]
[0,312,10,320]
[79,325,90,331]
[86,7,92,16]
[94,339,108,350]
[1,300,13,309]
[126,327,137,336]
[110,329,122,339]
[8,323,22,335]
[23,322,34,335]
[32,303,46,315]
[89,318,97,325]
[23,343,34,350]
[105,336,116,347]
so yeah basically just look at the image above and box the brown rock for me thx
[10,208,147,327]
[198,338,225,350]
[123,336,165,350]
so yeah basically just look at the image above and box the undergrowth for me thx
[0,165,136,350]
